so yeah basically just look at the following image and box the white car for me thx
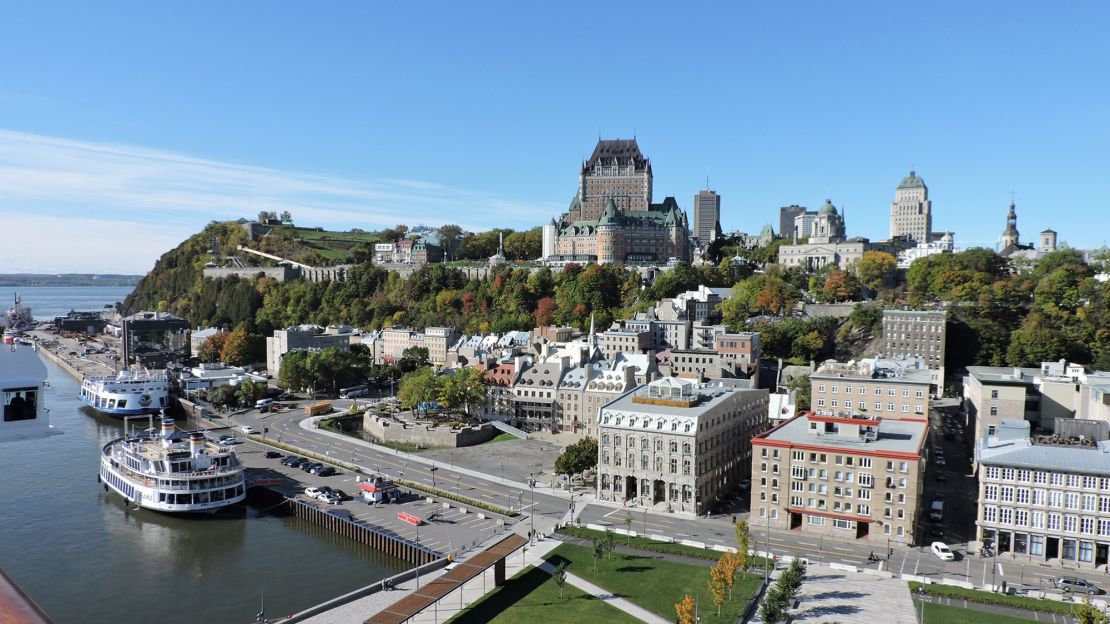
[304,487,323,499]
[240,426,257,435]
[931,541,956,561]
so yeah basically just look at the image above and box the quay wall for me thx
[283,496,440,566]
[36,344,84,382]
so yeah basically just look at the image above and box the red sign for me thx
[397,512,422,526]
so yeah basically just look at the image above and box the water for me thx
[0,355,408,623]
[0,285,136,320]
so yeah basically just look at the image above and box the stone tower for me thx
[1001,201,1020,250]
[889,170,932,244]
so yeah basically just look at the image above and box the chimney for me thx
[160,417,175,449]
[189,431,205,458]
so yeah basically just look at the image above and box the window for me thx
[670,458,677,474]
[991,390,999,399]
[989,406,998,416]
[983,505,997,523]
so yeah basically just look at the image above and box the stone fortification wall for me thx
[361,413,498,448]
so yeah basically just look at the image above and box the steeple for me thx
[1001,201,1020,249]
[588,312,596,345]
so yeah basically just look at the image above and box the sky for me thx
[1,2,1108,274]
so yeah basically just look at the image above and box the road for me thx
[230,399,1110,598]
[231,402,579,538]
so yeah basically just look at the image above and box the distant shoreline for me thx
[0,274,144,287]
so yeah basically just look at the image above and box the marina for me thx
[0,309,409,623]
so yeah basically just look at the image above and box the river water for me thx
[0,285,136,320]
[0,289,408,623]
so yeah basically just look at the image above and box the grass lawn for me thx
[546,543,762,624]
[486,433,518,443]
[558,525,773,569]
[444,565,640,624]
[921,601,1041,624]
[908,582,1073,616]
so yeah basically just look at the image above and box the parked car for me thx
[931,542,956,561]
[287,457,308,467]
[304,487,323,499]
[332,489,350,501]
[316,466,337,477]
[1056,576,1101,594]
[264,451,282,459]
[302,462,323,473]
[935,472,948,482]
[943,432,955,441]
[321,493,342,505]
[935,456,947,466]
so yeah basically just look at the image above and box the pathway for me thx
[790,565,917,624]
[534,559,671,624]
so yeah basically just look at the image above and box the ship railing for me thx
[108,459,243,487]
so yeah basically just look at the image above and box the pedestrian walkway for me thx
[791,565,917,624]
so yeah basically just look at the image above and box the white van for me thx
[255,398,274,410]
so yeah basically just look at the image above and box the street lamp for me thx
[500,461,504,484]
[529,474,535,539]
[430,464,438,489]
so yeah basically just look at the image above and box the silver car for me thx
[1056,576,1100,595]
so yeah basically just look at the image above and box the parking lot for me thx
[235,441,509,559]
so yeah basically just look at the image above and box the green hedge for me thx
[558,525,773,570]
[395,479,519,518]
[908,582,1074,616]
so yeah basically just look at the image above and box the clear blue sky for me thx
[2,2,1108,273]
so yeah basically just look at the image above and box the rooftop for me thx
[602,377,759,420]
[979,434,1110,477]
[813,356,932,384]
[757,412,927,455]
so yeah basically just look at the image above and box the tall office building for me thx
[692,189,720,242]
[779,205,807,240]
[566,138,653,222]
[889,171,932,244]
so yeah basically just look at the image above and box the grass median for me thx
[908,582,1074,616]
[443,565,639,624]
[545,542,763,624]
[920,601,1040,624]
[558,525,773,569]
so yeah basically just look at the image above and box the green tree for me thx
[234,379,267,407]
[278,350,311,391]
[437,367,486,416]
[856,250,897,291]
[552,561,568,599]
[787,373,811,411]
[592,538,606,572]
[1074,598,1109,624]
[398,367,439,414]
[554,436,598,475]
[758,585,787,624]
[398,346,430,373]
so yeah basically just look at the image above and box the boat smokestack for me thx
[160,417,174,449]
[189,431,204,458]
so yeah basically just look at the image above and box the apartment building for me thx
[751,413,928,544]
[599,328,652,360]
[597,377,769,515]
[373,326,459,366]
[265,324,358,376]
[881,309,947,389]
[976,419,1110,569]
[811,357,931,421]
[715,332,761,378]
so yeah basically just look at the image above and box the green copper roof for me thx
[819,199,837,215]
[897,170,926,190]
[760,223,775,236]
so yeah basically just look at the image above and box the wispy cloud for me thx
[0,130,560,273]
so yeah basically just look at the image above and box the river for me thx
[0,285,135,320]
[0,289,407,623]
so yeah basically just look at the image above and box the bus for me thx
[305,401,332,416]
[339,384,369,399]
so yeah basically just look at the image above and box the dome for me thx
[819,199,837,215]
[897,170,926,190]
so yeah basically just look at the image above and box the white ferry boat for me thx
[0,343,57,443]
[80,369,169,415]
[99,417,247,513]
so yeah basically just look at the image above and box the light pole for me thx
[430,464,438,489]
[529,474,535,539]
[500,461,504,484]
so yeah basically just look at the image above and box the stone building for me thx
[881,309,947,389]
[751,412,927,544]
[551,197,691,265]
[567,138,653,222]
[777,200,868,271]
[889,171,933,244]
[810,357,931,421]
[976,419,1110,568]
[692,189,720,243]
[779,205,807,241]
[596,377,769,515]
[371,326,458,367]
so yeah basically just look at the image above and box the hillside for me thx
[249,225,380,265]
